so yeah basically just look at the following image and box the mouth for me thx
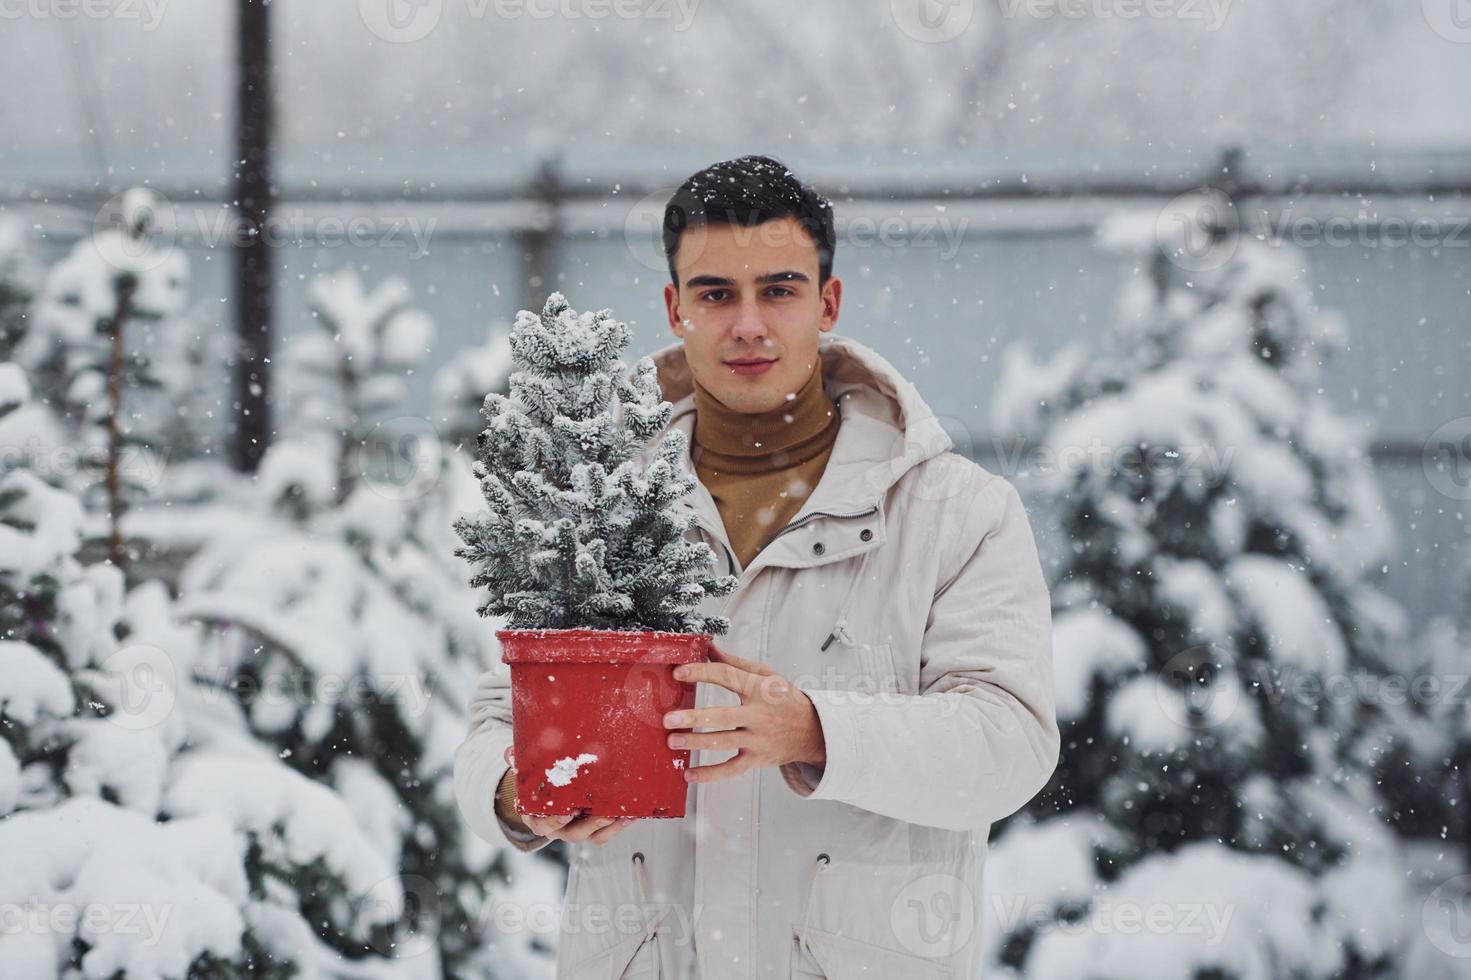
[726,356,777,376]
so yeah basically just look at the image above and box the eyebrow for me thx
[684,270,811,288]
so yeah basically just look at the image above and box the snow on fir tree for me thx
[13,187,222,566]
[983,198,1409,978]
[1366,554,1471,853]
[0,362,409,980]
[454,291,737,634]
[0,216,41,363]
[174,268,546,979]
[1372,564,1471,978]
[274,264,435,503]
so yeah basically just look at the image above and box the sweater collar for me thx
[639,332,958,517]
[690,356,837,458]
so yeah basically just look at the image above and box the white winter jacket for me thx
[454,332,1060,979]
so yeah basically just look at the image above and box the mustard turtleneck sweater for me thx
[689,356,842,571]
[494,354,841,834]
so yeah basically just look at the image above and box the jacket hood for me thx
[641,332,956,511]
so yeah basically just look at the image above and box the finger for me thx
[671,728,749,752]
[588,817,636,845]
[685,751,755,784]
[674,661,754,697]
[663,705,745,730]
[523,812,575,835]
[560,815,623,843]
[504,745,516,769]
[709,643,777,676]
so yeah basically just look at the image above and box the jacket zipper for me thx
[693,501,883,648]
[693,503,880,581]
[772,503,879,540]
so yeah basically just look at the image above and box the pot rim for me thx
[496,627,711,665]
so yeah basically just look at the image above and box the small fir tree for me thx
[453,292,737,634]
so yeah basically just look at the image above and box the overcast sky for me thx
[1,0,1467,189]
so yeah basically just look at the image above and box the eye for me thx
[700,289,729,303]
[766,285,795,297]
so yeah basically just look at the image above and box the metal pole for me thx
[232,0,274,472]
[518,156,563,314]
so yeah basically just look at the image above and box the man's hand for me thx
[663,643,827,784]
[502,746,637,845]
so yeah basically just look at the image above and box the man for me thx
[454,155,1060,979]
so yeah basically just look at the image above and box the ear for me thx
[664,281,685,338]
[819,276,842,332]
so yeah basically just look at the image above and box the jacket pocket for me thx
[562,928,662,979]
[789,923,953,979]
[558,848,668,979]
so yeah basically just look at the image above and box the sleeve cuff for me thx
[494,765,554,852]
[780,688,862,802]
[779,761,826,796]
[498,811,545,845]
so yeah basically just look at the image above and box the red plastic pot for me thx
[497,627,710,818]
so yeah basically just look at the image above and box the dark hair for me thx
[661,155,836,287]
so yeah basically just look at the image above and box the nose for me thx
[730,295,768,345]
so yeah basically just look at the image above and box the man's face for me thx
[663,216,841,414]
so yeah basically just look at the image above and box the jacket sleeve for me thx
[454,665,556,854]
[779,473,1060,832]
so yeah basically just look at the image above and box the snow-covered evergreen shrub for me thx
[17,189,220,508]
[1368,559,1471,847]
[453,291,736,634]
[0,217,41,363]
[984,200,1409,979]
[8,188,228,585]
[275,264,434,504]
[173,267,543,979]
[0,363,405,980]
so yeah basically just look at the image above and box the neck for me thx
[691,358,836,459]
